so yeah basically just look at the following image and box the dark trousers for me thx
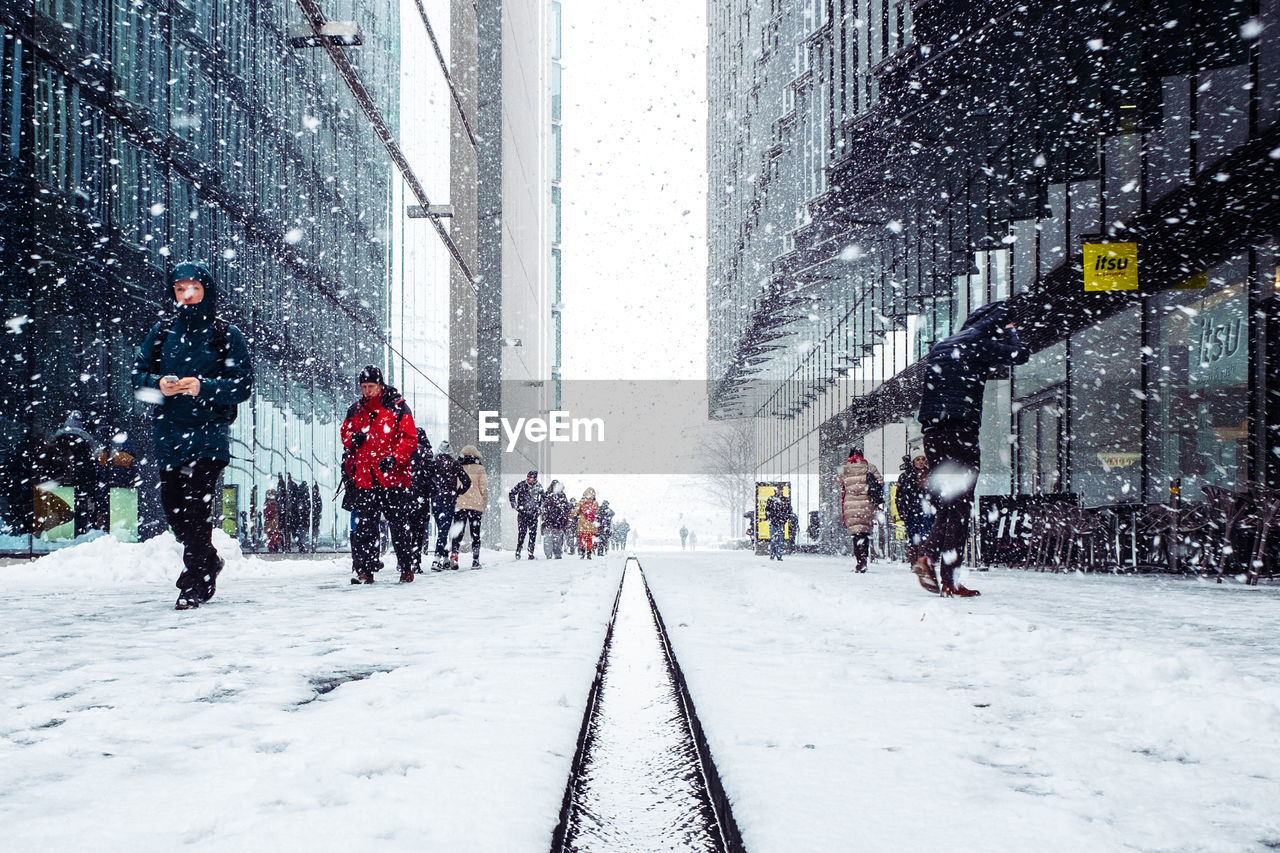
[451,508,483,557]
[851,533,870,571]
[160,458,227,596]
[922,425,981,588]
[516,512,538,554]
[545,526,565,558]
[409,494,432,557]
[431,502,454,558]
[769,527,784,559]
[351,487,417,574]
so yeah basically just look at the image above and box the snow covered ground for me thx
[643,553,1280,852]
[0,533,623,851]
[3,537,1278,851]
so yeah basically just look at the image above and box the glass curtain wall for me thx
[0,0,451,554]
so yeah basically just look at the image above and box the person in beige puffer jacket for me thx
[837,447,884,573]
[450,444,489,568]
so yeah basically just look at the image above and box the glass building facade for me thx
[1,0,452,553]
[707,0,1280,551]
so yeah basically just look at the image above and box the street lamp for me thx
[406,204,455,219]
[288,21,362,49]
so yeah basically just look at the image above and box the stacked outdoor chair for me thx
[1200,483,1280,584]
[1135,504,1179,572]
[1169,501,1217,574]
[1241,482,1280,585]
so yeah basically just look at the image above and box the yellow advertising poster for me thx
[1083,241,1138,291]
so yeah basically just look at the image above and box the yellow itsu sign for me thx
[1083,242,1138,291]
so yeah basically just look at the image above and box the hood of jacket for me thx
[168,261,217,328]
[959,300,1008,333]
[459,444,482,462]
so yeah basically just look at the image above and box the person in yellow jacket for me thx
[569,487,599,560]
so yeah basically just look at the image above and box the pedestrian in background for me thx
[264,489,282,553]
[895,454,932,567]
[427,440,469,570]
[765,491,790,561]
[541,480,571,559]
[508,470,545,560]
[408,427,434,572]
[277,473,291,553]
[132,260,253,609]
[838,447,884,573]
[340,365,418,583]
[596,499,614,556]
[571,488,599,559]
[310,481,321,551]
[451,444,488,569]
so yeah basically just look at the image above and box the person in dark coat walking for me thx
[914,300,1029,597]
[540,480,571,558]
[765,492,791,561]
[895,454,932,566]
[508,470,545,559]
[294,476,311,552]
[276,473,291,552]
[341,365,419,583]
[132,261,253,609]
[426,440,470,570]
[310,481,321,550]
[408,428,434,571]
[595,500,614,556]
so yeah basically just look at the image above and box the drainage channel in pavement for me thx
[552,557,742,853]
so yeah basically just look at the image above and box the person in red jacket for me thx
[341,365,419,583]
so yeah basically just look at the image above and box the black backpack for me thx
[866,472,884,505]
[150,316,238,424]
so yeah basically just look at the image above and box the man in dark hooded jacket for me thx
[914,300,1028,597]
[132,261,253,610]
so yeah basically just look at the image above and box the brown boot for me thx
[399,569,415,583]
[940,583,980,598]
[912,555,939,594]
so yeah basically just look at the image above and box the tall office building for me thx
[708,0,1280,550]
[449,0,560,549]
[0,0,454,553]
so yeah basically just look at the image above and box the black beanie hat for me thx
[359,365,384,385]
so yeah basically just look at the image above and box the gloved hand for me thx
[351,431,367,449]
[378,455,396,473]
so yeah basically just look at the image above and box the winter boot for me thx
[352,570,375,585]
[912,555,939,594]
[430,558,443,572]
[175,589,201,610]
[399,569,415,583]
[586,552,592,560]
[449,552,460,570]
[471,556,482,570]
[941,584,980,598]
[201,557,225,602]
[527,553,535,560]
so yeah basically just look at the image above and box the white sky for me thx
[559,0,709,381]
[552,1,719,539]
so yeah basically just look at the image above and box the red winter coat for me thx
[341,389,417,489]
